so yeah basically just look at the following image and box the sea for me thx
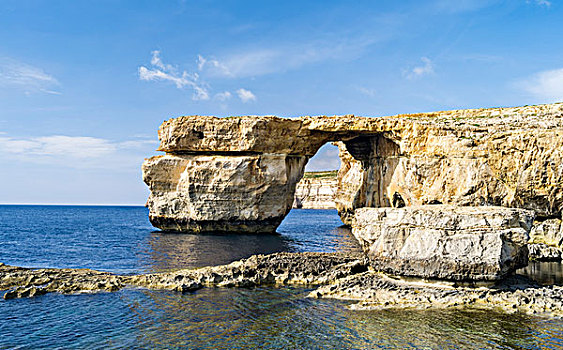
[0,205,562,349]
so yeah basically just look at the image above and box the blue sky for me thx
[0,0,561,204]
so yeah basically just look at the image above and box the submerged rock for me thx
[352,206,535,281]
[312,272,563,318]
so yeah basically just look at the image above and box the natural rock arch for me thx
[142,103,563,233]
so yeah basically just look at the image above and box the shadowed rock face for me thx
[143,103,563,233]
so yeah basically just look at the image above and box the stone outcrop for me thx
[143,103,563,233]
[143,153,306,233]
[293,171,338,209]
[0,254,367,298]
[2,255,562,318]
[351,206,535,280]
[528,219,563,260]
[334,104,563,225]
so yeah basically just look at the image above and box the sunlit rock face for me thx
[293,172,338,209]
[352,206,535,281]
[143,103,563,233]
[143,153,307,233]
[335,103,563,225]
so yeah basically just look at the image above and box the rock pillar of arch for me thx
[142,116,330,233]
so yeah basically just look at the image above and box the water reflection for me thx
[146,232,294,272]
[143,209,362,272]
[518,261,563,286]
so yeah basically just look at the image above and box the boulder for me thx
[351,205,535,280]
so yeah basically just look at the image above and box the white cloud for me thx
[405,57,434,79]
[0,57,60,94]
[197,55,232,76]
[0,134,158,168]
[214,91,232,101]
[519,68,563,102]
[139,51,210,101]
[197,37,375,79]
[236,88,256,103]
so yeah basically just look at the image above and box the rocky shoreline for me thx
[2,253,562,318]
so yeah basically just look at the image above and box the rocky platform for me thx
[143,103,563,234]
[2,254,562,318]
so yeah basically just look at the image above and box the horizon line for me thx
[0,203,146,207]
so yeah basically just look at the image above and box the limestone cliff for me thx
[293,171,338,209]
[143,103,563,233]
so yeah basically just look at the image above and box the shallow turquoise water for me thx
[1,206,562,349]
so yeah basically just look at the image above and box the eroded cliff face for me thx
[335,104,563,225]
[293,171,338,209]
[143,103,563,233]
[143,153,307,233]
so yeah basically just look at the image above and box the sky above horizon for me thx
[1,0,562,205]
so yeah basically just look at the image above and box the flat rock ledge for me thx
[312,272,563,318]
[2,253,562,318]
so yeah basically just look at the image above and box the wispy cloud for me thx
[197,37,376,79]
[0,57,60,94]
[236,88,256,103]
[140,51,260,103]
[214,91,232,101]
[197,55,232,77]
[432,0,499,13]
[527,0,551,7]
[305,144,341,172]
[518,68,563,102]
[0,134,158,169]
[356,86,377,98]
[139,51,210,101]
[404,57,434,79]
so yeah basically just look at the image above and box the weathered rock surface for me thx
[0,263,124,299]
[335,103,563,225]
[0,254,367,297]
[128,252,367,290]
[143,103,563,233]
[3,256,562,318]
[312,272,563,318]
[352,206,535,280]
[293,171,338,209]
[528,219,563,260]
[143,154,307,232]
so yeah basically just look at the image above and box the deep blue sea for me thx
[1,205,562,349]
